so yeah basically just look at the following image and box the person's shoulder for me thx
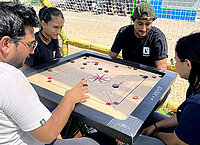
[0,62,22,79]
[0,62,16,72]
[150,26,165,36]
[147,26,166,42]
[119,25,134,32]
[182,102,200,119]
[188,92,200,104]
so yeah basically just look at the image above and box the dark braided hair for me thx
[39,6,64,24]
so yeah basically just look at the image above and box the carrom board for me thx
[24,50,177,144]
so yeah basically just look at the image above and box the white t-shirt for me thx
[0,62,52,145]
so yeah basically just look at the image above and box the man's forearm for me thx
[155,58,167,70]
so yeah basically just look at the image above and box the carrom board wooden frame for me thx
[24,50,177,144]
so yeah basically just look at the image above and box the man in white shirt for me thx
[0,2,99,145]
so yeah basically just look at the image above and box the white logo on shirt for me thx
[143,47,150,56]
[53,51,56,58]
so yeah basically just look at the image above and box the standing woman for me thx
[140,32,200,145]
[21,6,64,70]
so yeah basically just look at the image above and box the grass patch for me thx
[157,107,174,116]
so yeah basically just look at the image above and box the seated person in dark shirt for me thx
[109,2,168,70]
[21,6,63,70]
[138,32,200,145]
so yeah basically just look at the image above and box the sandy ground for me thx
[59,10,200,106]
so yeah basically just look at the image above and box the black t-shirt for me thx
[25,32,61,67]
[111,25,168,67]
[175,86,200,144]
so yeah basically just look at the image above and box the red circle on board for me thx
[106,102,111,105]
[47,80,52,82]
[114,102,119,105]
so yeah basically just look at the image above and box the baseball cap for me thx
[132,2,156,20]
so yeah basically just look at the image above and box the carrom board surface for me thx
[28,56,162,120]
[24,50,177,144]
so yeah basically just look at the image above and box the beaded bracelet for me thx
[153,123,159,137]
[153,130,159,137]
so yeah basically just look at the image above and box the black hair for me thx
[39,6,64,23]
[0,2,40,28]
[0,1,40,45]
[0,4,25,41]
[175,32,200,93]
